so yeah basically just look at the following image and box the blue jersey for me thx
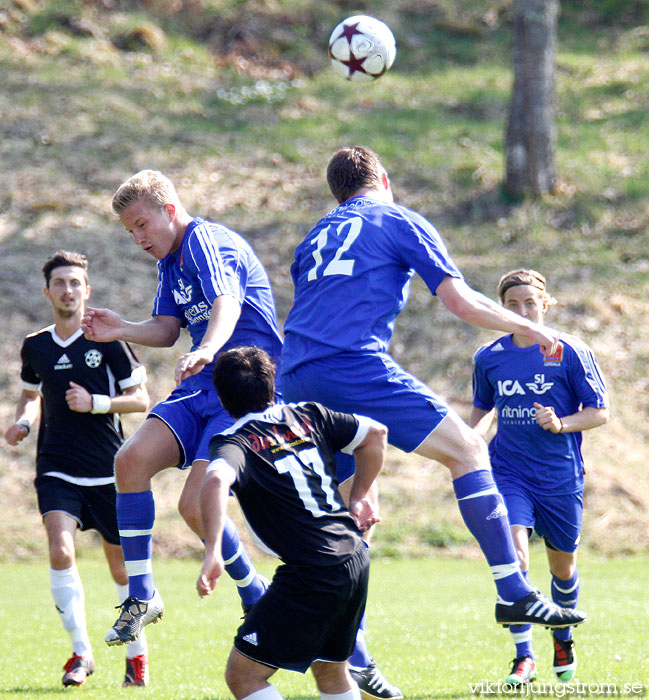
[472,333,609,495]
[282,196,463,373]
[153,217,283,390]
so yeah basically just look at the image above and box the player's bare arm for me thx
[348,422,387,532]
[197,466,230,597]
[83,308,181,348]
[175,294,241,385]
[533,403,610,434]
[4,390,41,446]
[65,381,149,414]
[436,276,560,357]
[468,406,495,437]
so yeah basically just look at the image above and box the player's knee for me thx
[224,654,252,697]
[178,490,201,534]
[114,443,136,478]
[446,428,490,475]
[312,661,350,694]
[551,560,577,581]
[49,540,75,569]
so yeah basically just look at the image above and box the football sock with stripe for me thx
[453,470,530,602]
[116,583,148,658]
[510,571,533,658]
[222,515,267,607]
[50,565,92,658]
[117,491,155,601]
[551,569,579,641]
[348,612,373,669]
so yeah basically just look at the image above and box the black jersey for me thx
[208,402,367,567]
[20,325,145,481]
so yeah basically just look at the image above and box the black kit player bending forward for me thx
[197,346,387,700]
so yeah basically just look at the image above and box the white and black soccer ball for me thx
[328,15,396,82]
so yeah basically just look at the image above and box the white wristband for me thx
[91,394,111,414]
[16,418,31,433]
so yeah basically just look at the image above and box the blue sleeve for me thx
[184,227,247,306]
[152,260,185,322]
[472,348,495,411]
[566,340,609,409]
[394,211,463,294]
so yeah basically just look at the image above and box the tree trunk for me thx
[505,0,560,197]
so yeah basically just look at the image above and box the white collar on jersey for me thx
[48,326,85,348]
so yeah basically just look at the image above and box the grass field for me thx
[2,550,647,699]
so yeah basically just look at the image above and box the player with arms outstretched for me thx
[198,346,386,700]
[281,146,587,656]
[470,269,609,685]
[4,250,150,687]
[82,170,282,645]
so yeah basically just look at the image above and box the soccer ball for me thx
[328,15,396,82]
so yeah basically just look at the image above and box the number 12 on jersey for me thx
[307,217,362,281]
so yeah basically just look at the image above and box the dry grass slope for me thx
[1,0,648,560]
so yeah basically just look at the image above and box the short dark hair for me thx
[327,146,385,203]
[42,250,88,286]
[212,347,276,419]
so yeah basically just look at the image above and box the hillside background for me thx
[1,0,648,563]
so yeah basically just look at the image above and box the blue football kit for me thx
[281,195,463,467]
[149,216,283,466]
[118,216,281,607]
[472,332,609,551]
[280,194,547,609]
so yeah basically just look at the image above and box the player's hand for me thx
[175,348,213,385]
[82,307,123,342]
[349,498,381,533]
[4,423,30,446]
[66,382,93,413]
[524,325,560,359]
[534,402,562,433]
[196,550,224,598]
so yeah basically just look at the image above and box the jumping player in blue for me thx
[470,269,609,685]
[281,147,587,671]
[82,170,283,646]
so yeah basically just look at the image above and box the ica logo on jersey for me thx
[497,374,554,397]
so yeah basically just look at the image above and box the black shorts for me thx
[235,543,370,673]
[34,475,120,545]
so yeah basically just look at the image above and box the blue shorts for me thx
[494,475,583,553]
[281,352,448,482]
[149,386,233,468]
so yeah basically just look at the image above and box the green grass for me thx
[1,551,647,699]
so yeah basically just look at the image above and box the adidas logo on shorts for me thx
[242,632,258,646]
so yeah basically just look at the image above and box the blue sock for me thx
[510,571,533,658]
[348,614,373,669]
[222,516,267,607]
[453,470,531,602]
[117,491,155,601]
[551,569,579,641]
